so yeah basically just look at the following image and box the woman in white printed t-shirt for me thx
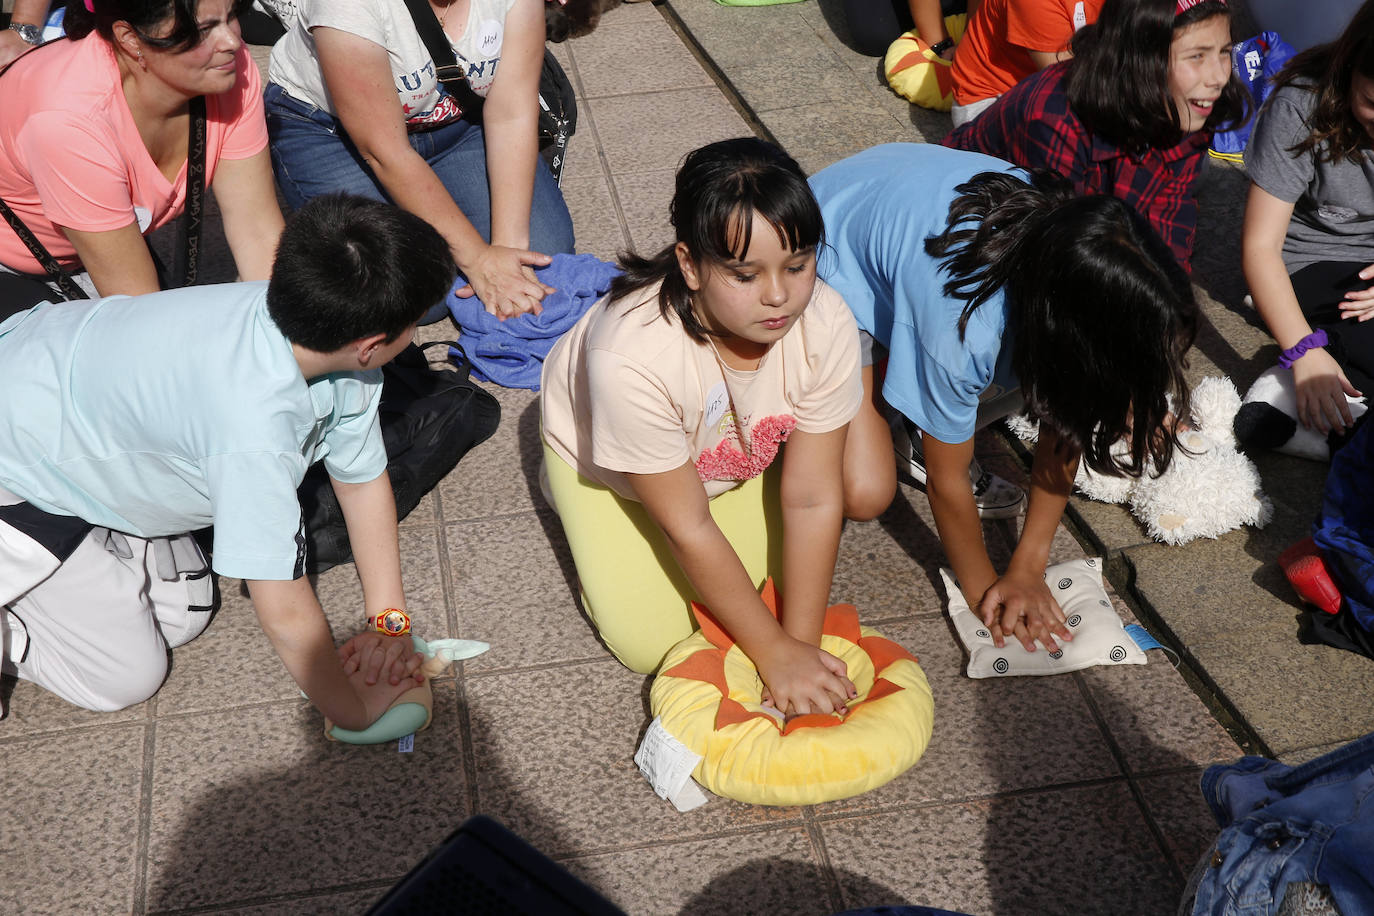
[263,0,572,321]
[540,139,897,717]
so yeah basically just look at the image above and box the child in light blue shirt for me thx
[0,196,455,729]
[812,144,1197,656]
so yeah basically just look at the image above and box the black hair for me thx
[1066,0,1248,154]
[925,170,1198,478]
[1272,0,1374,164]
[65,0,251,54]
[608,137,823,343]
[544,0,605,43]
[267,195,456,353]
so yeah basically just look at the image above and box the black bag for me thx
[297,341,500,574]
[535,51,577,184]
[401,0,577,183]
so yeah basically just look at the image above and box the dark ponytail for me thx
[924,169,1076,337]
[927,170,1198,478]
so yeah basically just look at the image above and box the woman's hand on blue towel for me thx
[457,244,557,320]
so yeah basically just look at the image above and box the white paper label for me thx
[477,20,503,55]
[398,733,415,753]
[635,717,708,810]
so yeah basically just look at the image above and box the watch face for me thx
[11,23,41,43]
[380,610,408,635]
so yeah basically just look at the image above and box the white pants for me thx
[0,490,214,711]
[950,94,999,128]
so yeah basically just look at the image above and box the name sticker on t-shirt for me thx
[704,382,730,429]
[476,19,503,56]
[1073,1,1086,29]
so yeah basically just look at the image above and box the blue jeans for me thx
[264,83,575,321]
[1189,730,1374,914]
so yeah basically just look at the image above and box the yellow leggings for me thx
[543,442,782,674]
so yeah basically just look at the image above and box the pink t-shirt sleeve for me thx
[17,112,140,234]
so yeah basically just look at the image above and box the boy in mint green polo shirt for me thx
[0,195,455,731]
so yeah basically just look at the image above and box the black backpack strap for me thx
[174,95,207,289]
[0,197,89,301]
[420,337,474,381]
[399,0,485,118]
[536,50,575,184]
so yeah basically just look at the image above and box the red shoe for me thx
[1278,538,1343,615]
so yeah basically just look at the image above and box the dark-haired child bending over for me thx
[541,138,896,716]
[811,144,1198,653]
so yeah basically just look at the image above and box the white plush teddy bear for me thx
[1006,377,1273,546]
[1233,365,1368,462]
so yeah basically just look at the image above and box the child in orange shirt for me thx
[950,0,1103,126]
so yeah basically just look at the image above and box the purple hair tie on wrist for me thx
[1279,329,1329,369]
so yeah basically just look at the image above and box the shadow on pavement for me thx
[145,703,577,914]
[679,859,901,916]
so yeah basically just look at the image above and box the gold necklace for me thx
[693,299,766,372]
[434,0,456,28]
[706,335,766,373]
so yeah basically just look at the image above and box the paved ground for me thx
[2,2,1366,914]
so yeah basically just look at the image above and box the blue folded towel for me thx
[444,253,621,390]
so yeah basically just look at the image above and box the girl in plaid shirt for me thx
[945,0,1249,271]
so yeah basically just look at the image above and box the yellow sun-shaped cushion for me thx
[884,16,967,112]
[649,579,934,806]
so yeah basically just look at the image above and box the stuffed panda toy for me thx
[1233,366,1368,462]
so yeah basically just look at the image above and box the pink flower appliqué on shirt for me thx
[695,414,798,483]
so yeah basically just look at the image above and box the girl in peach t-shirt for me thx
[540,139,895,715]
[0,0,281,306]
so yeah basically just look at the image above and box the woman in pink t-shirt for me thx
[540,139,896,713]
[0,0,282,309]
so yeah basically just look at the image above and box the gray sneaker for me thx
[890,414,1027,519]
